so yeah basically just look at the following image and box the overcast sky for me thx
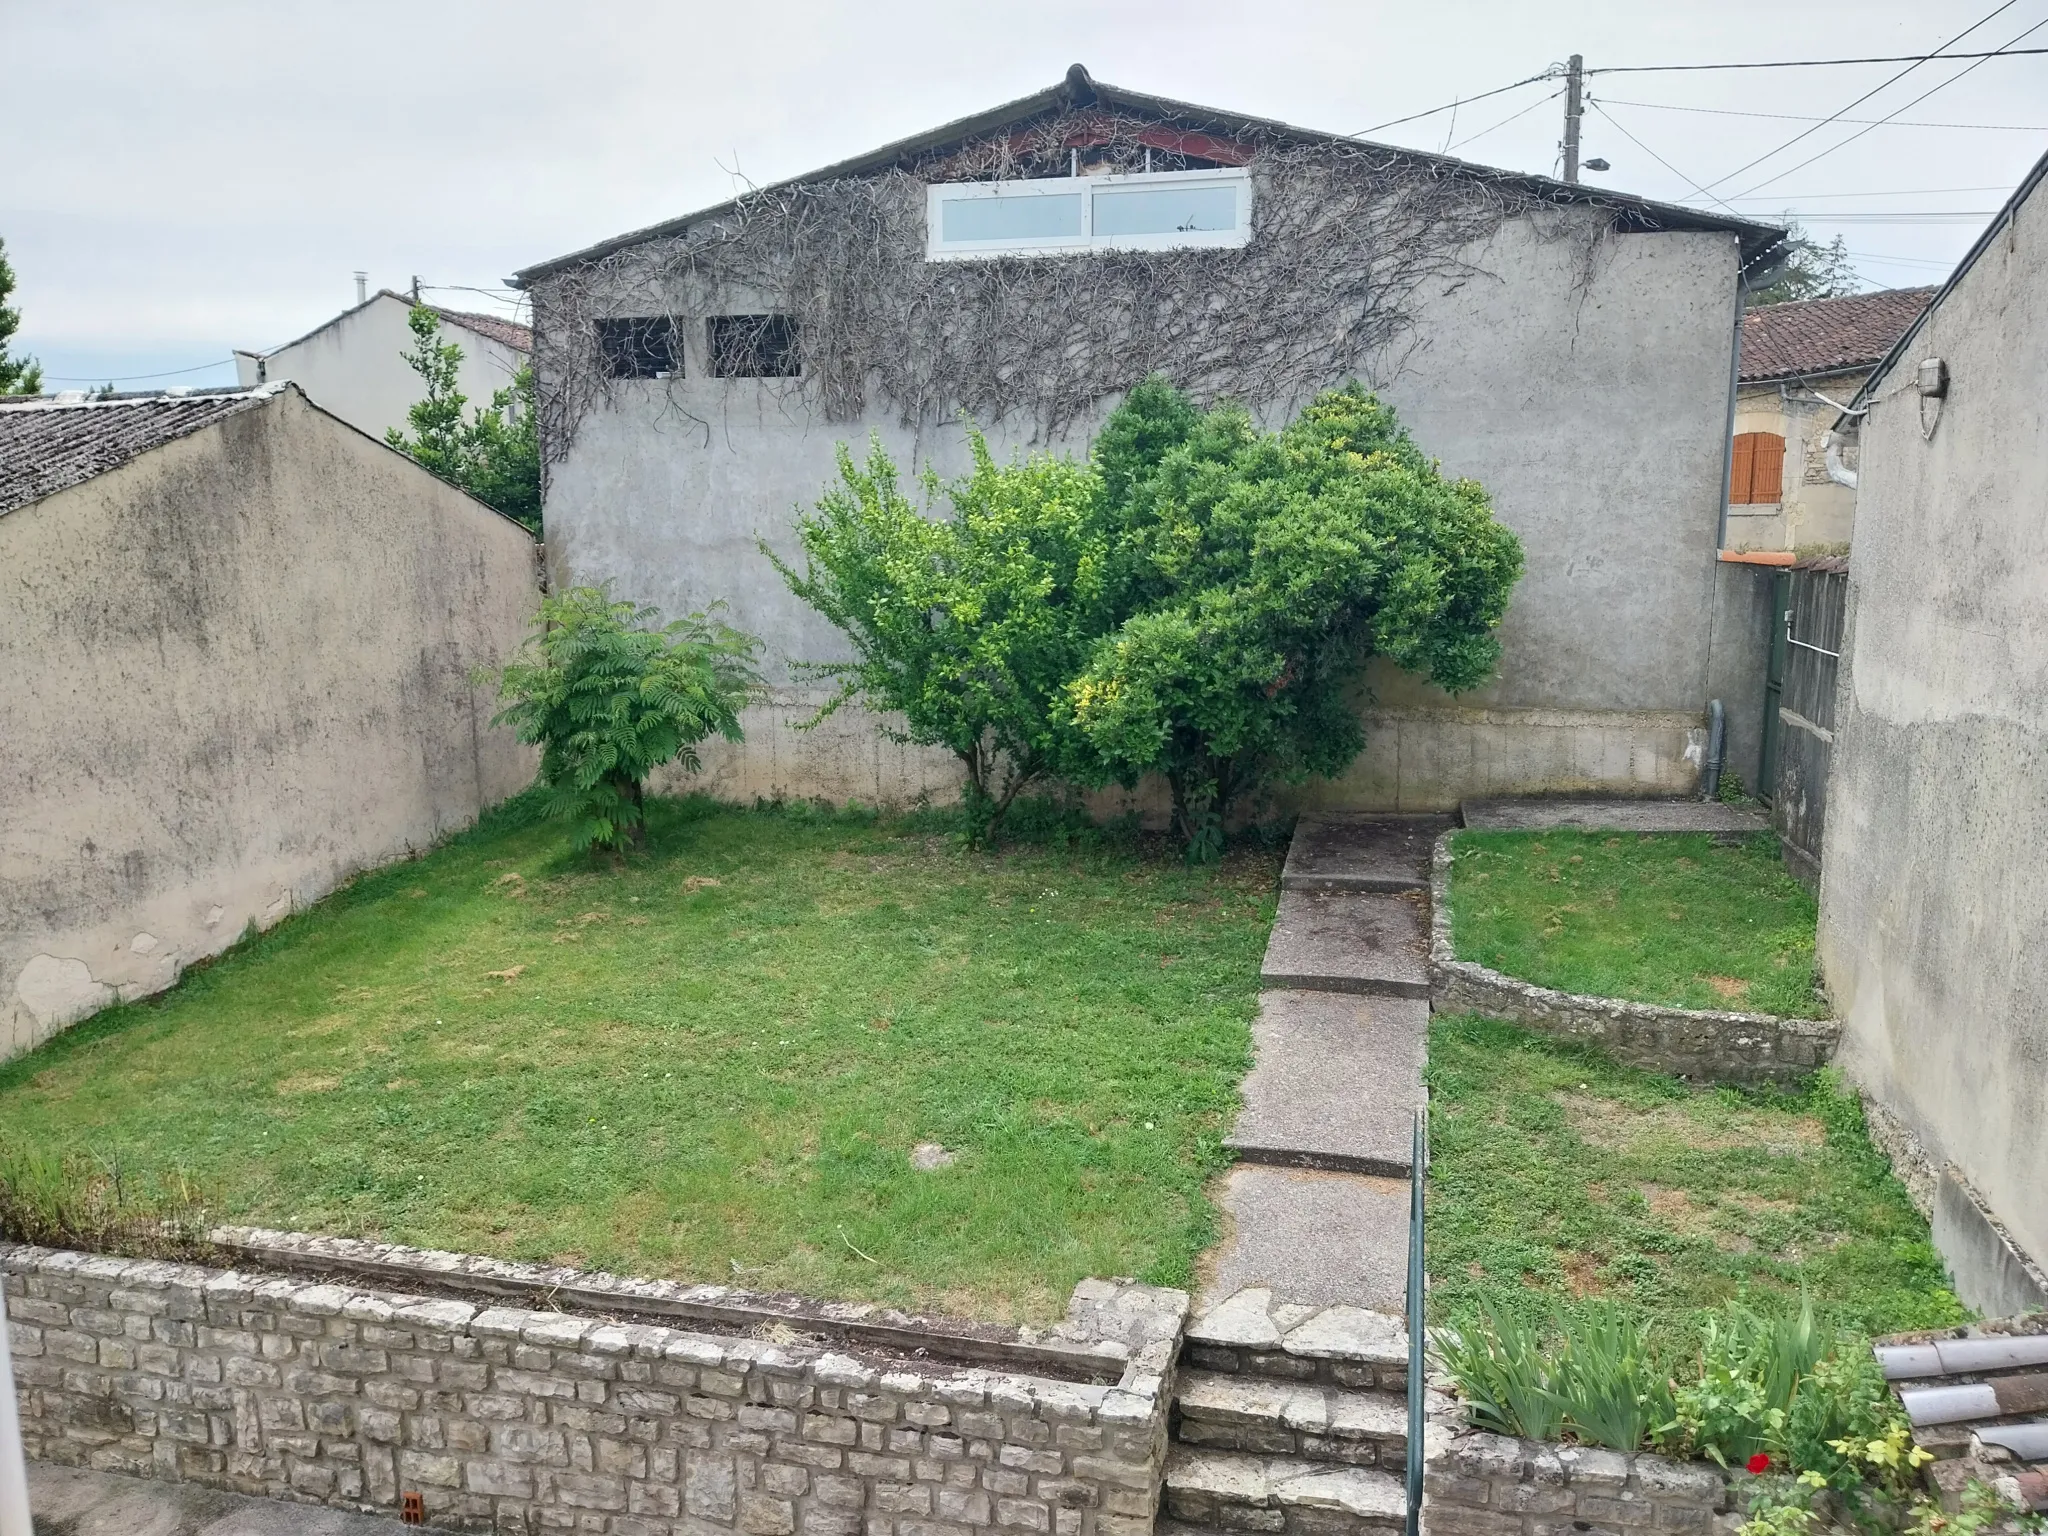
[6,0,2044,391]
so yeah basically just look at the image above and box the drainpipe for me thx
[1822,432,1858,489]
[1700,698,1726,802]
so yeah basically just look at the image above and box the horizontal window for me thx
[595,317,681,379]
[707,315,800,379]
[926,169,1251,260]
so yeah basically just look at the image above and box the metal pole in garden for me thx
[1405,1107,1426,1536]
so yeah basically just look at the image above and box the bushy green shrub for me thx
[770,431,1112,842]
[1068,379,1522,857]
[386,304,542,532]
[780,377,1524,858]
[489,586,761,852]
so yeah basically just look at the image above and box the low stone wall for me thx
[1423,1431,1735,1536]
[1428,836,1838,1086]
[4,1238,1185,1536]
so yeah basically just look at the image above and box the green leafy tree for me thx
[1749,223,1860,307]
[1067,379,1524,858]
[386,304,541,532]
[771,429,1115,840]
[488,586,761,852]
[0,236,44,395]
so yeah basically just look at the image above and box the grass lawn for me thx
[1446,829,1826,1018]
[1425,1014,1964,1352]
[0,795,1280,1323]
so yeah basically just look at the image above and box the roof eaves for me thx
[511,65,1785,286]
[1845,145,2048,418]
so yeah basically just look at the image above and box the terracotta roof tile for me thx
[433,306,533,354]
[1740,287,1938,382]
[0,390,271,517]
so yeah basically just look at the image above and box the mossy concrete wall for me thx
[0,387,539,1059]
[1816,168,2048,1313]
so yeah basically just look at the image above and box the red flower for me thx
[1746,1454,1772,1475]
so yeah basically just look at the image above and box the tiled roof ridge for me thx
[1740,285,1940,382]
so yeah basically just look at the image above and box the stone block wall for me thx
[1423,1432,1735,1536]
[1428,836,1838,1086]
[3,1242,1184,1536]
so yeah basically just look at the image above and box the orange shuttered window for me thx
[1729,431,1786,504]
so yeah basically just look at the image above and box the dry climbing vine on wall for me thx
[529,112,1616,460]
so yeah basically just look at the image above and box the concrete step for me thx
[1225,991,1426,1178]
[1280,815,1451,893]
[1174,1370,1408,1468]
[1163,1447,1407,1536]
[1461,797,1768,833]
[1184,1287,1408,1391]
[1259,890,1430,998]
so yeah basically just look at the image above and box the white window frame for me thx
[925,167,1253,261]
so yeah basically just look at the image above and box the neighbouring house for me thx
[1817,148,2048,1316]
[514,65,1789,813]
[234,288,532,446]
[1724,286,1937,555]
[0,384,541,1059]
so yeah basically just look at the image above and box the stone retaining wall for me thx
[3,1240,1184,1536]
[1428,836,1838,1086]
[1423,1431,1736,1536]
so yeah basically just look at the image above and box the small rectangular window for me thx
[595,317,681,379]
[927,168,1251,260]
[707,314,800,379]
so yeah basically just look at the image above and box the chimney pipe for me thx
[354,271,368,305]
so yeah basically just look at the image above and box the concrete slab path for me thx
[29,1462,435,1535]
[1259,891,1430,998]
[1225,992,1426,1178]
[1280,816,1451,893]
[1203,817,1434,1316]
[1461,797,1768,833]
[1203,1167,1410,1312]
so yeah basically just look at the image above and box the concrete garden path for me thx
[1164,816,1451,1536]
[1200,813,1451,1314]
[28,1462,435,1535]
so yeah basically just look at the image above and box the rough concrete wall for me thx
[249,295,526,446]
[0,387,539,1058]
[1816,181,2048,1303]
[540,213,1750,811]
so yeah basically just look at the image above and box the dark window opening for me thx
[595,317,681,379]
[708,314,800,378]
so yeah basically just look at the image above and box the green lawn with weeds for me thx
[1447,829,1825,1017]
[1425,1014,1964,1352]
[0,794,1280,1323]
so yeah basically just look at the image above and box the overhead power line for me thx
[1587,45,2048,73]
[44,358,235,384]
[1699,0,2023,194]
[1590,98,2048,131]
[1351,72,1558,137]
[1729,13,2048,199]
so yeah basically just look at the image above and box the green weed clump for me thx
[0,1141,217,1261]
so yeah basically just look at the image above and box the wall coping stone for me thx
[207,1226,1157,1382]
[1427,833,1838,1086]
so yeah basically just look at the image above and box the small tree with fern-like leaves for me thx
[489,587,761,852]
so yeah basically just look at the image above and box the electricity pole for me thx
[1561,53,1585,182]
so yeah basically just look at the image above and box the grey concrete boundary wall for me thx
[1422,1431,1735,1536]
[1427,836,1838,1086]
[3,1240,1185,1536]
[1,385,540,1060]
